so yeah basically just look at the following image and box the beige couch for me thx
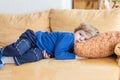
[0,8,120,80]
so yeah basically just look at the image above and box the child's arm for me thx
[54,34,75,60]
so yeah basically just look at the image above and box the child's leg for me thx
[0,29,36,56]
[1,57,15,64]
[0,54,14,69]
[13,47,43,65]
[0,55,15,69]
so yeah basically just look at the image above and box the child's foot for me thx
[0,54,4,69]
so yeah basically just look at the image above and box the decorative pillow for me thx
[49,8,120,32]
[0,11,49,47]
[74,31,120,58]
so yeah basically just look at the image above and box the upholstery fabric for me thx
[0,9,120,80]
[49,8,120,32]
[0,58,119,80]
[74,31,120,58]
[0,11,49,47]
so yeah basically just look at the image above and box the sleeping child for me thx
[0,23,99,69]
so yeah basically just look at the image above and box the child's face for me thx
[74,30,91,43]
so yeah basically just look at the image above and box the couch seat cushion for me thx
[0,57,119,80]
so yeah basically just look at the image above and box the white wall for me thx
[0,0,72,14]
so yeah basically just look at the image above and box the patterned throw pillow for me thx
[74,31,120,58]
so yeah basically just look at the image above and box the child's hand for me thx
[42,50,50,59]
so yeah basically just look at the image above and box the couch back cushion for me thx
[49,9,120,32]
[0,11,49,47]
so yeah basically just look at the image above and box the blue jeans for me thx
[1,29,43,65]
[14,46,43,65]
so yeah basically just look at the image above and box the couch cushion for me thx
[0,57,119,80]
[0,11,49,47]
[49,8,120,32]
